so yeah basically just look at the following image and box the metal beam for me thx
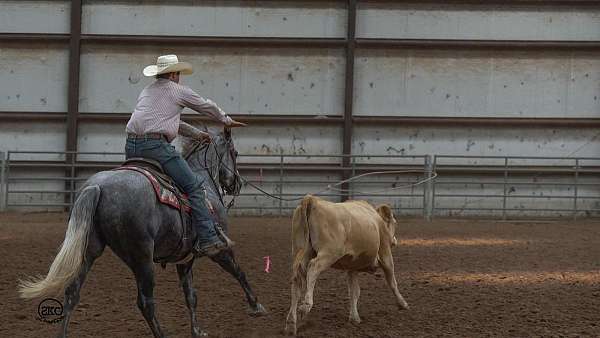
[81,34,347,48]
[341,0,357,201]
[4,112,600,128]
[352,116,600,127]
[79,113,344,124]
[0,112,68,121]
[0,33,70,42]
[65,0,82,208]
[67,0,82,153]
[356,39,600,50]
[3,34,599,51]
[359,0,600,6]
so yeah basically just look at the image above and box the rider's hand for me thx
[227,119,247,128]
[198,131,211,144]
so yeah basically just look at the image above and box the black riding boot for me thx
[193,221,230,257]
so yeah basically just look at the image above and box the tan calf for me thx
[285,195,409,335]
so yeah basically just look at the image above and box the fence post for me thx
[69,151,77,210]
[279,154,284,216]
[3,152,9,212]
[423,155,434,221]
[573,158,579,221]
[0,151,5,212]
[350,155,356,202]
[502,157,508,220]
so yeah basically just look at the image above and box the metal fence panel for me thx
[5,151,600,219]
[0,151,5,212]
[432,155,600,219]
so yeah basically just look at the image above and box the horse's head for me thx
[182,125,242,197]
[215,127,242,195]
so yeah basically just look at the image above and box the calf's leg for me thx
[379,251,409,310]
[298,252,339,320]
[285,278,303,335]
[347,271,361,324]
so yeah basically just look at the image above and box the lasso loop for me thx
[237,169,438,202]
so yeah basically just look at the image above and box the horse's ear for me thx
[224,127,232,139]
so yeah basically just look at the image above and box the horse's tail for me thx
[18,185,101,299]
[290,195,315,292]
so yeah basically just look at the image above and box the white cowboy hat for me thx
[142,54,193,77]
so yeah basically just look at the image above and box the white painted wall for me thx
[83,1,346,38]
[354,49,600,118]
[79,45,345,115]
[0,43,69,112]
[357,3,600,40]
[353,126,600,159]
[0,1,70,34]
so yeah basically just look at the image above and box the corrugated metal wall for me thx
[1,1,599,215]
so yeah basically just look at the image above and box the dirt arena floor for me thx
[1,212,599,337]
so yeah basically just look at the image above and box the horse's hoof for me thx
[191,326,209,337]
[248,303,268,317]
[349,315,362,325]
[298,304,311,321]
[284,323,297,336]
[192,329,209,337]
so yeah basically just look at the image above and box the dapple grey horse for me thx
[18,127,266,337]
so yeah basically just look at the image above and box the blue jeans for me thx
[125,137,219,245]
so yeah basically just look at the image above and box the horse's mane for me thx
[179,135,196,156]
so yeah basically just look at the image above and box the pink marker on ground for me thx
[263,256,271,273]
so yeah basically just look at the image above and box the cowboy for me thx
[125,54,246,257]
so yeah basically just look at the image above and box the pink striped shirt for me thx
[126,78,232,142]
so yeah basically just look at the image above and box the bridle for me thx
[184,136,241,210]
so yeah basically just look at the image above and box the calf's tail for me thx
[290,195,315,291]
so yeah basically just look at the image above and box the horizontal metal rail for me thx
[4,112,600,128]
[7,203,73,207]
[434,207,587,212]
[3,33,599,50]
[359,0,600,5]
[434,181,600,186]
[356,39,600,50]
[352,116,600,128]
[436,194,578,199]
[232,206,424,210]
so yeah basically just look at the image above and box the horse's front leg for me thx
[210,250,268,316]
[176,260,207,337]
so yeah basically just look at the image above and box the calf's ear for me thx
[376,204,392,223]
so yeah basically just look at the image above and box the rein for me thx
[184,138,238,210]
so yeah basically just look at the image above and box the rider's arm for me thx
[178,121,210,141]
[177,86,233,126]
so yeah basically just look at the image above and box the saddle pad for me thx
[114,166,191,213]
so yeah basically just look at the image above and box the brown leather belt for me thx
[127,133,168,141]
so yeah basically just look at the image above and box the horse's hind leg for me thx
[176,261,207,338]
[131,261,166,338]
[58,232,105,338]
[210,250,267,316]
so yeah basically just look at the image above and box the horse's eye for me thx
[234,150,238,157]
